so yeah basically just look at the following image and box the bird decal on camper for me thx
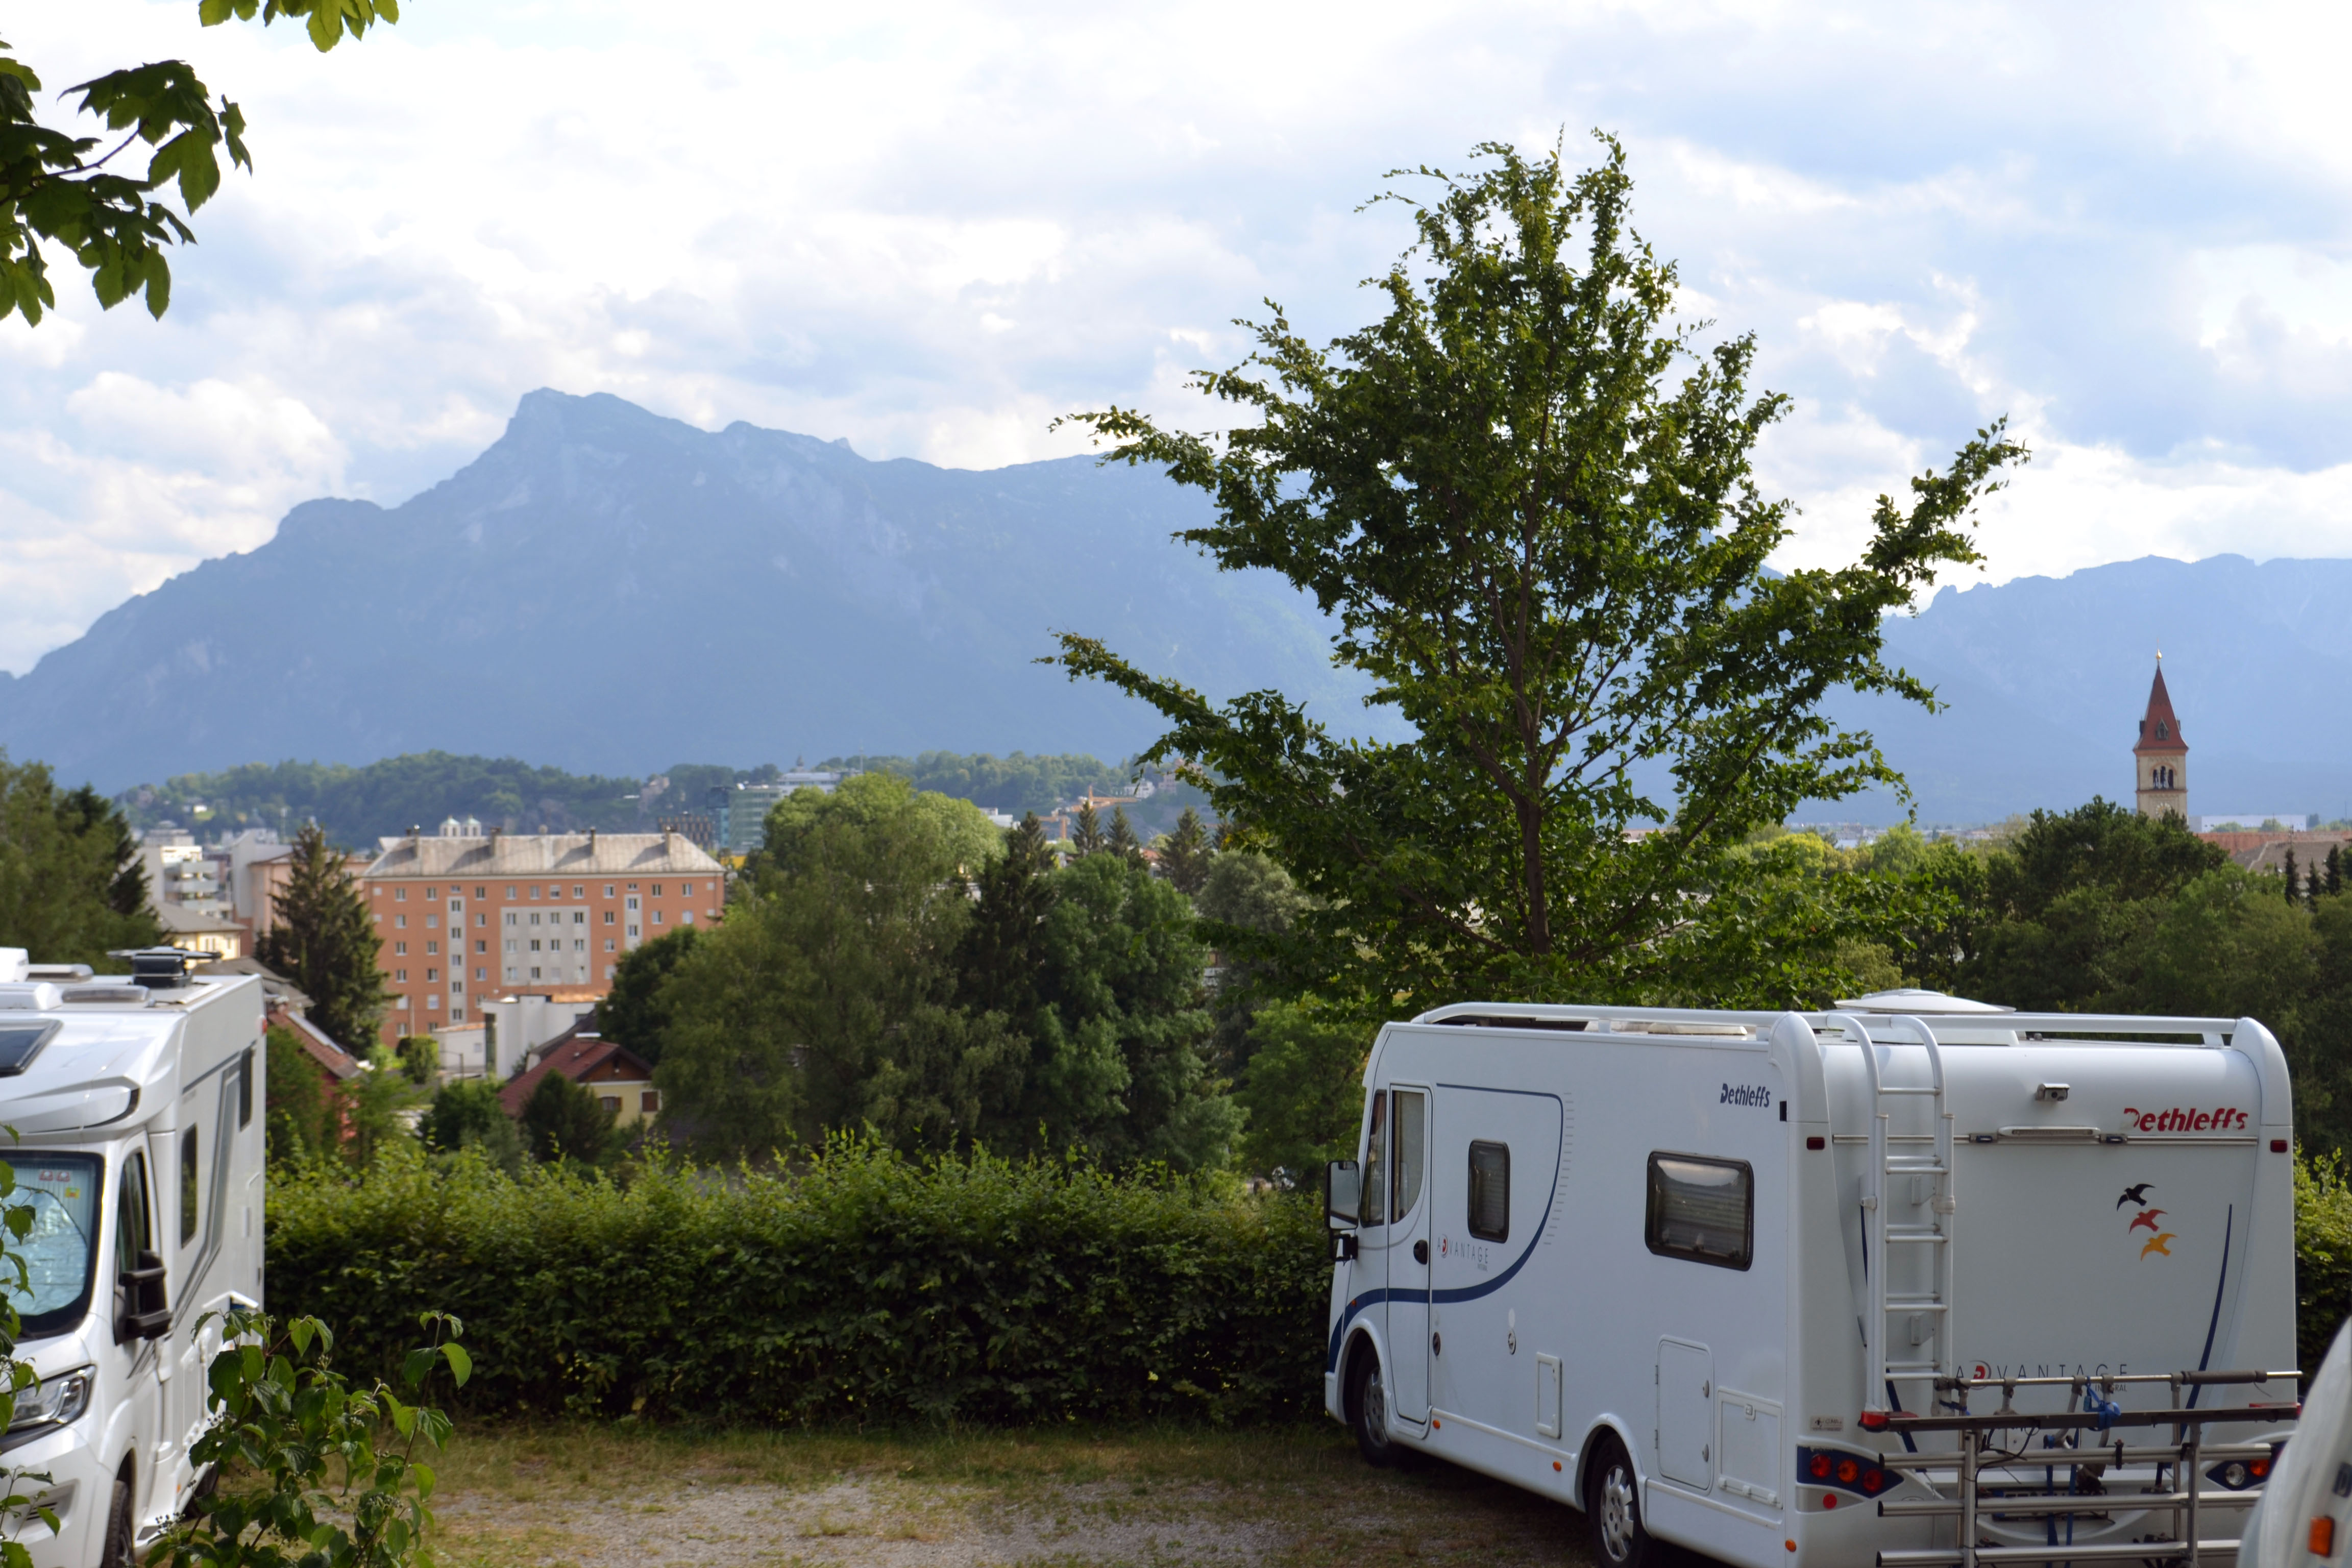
[2140,1232,2177,1259]
[2117,1183,2154,1209]
[2128,1208,2167,1233]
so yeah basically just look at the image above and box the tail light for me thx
[1800,1447,1897,1499]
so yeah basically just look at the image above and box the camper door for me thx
[1384,1086,1432,1425]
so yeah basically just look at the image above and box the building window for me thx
[449,898,462,913]
[626,897,639,911]
[573,911,585,924]
[372,887,382,897]
[426,941,438,954]
[530,967,542,979]
[451,979,464,993]
[653,884,664,897]
[599,1096,621,1114]
[505,913,517,926]
[573,885,585,898]
[641,1090,660,1114]
[475,887,487,899]
[529,913,541,926]
[425,968,438,982]
[682,883,694,896]
[425,887,437,900]
[604,911,615,924]
[451,1007,464,1021]
[605,965,617,978]
[505,886,518,900]
[529,940,541,952]
[627,924,640,938]
[395,915,407,929]
[682,911,695,925]
[475,940,486,953]
[604,884,615,897]
[475,967,486,981]
[395,995,410,1010]
[504,940,518,953]
[477,913,488,927]
[395,942,408,955]
[504,966,517,982]
[575,939,586,952]
[652,910,665,925]
[425,914,438,928]
[428,994,441,1009]
[395,968,408,982]
[627,883,639,893]
[530,885,541,899]
[604,939,615,952]
[396,888,407,901]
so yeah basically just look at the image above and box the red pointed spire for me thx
[2134,658,2186,755]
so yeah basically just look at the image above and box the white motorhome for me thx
[0,948,266,1568]
[1324,991,2300,1568]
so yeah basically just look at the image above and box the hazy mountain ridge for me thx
[2,388,2345,823]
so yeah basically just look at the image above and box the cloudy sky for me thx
[4,0,2350,675]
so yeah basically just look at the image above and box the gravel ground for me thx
[427,1426,1598,1568]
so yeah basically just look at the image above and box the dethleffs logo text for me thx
[1721,1083,1772,1108]
[2123,1106,2248,1133]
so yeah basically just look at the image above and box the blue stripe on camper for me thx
[1325,1087,1565,1373]
[2185,1204,2235,1410]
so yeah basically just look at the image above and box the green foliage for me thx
[395,1037,435,1086]
[419,1079,522,1172]
[157,1303,464,1568]
[1050,136,2023,1016]
[1070,801,1107,857]
[519,1071,622,1167]
[257,823,388,1052]
[1156,806,1215,896]
[266,1140,1327,1426]
[2298,1152,2352,1382]
[1194,850,1308,1079]
[265,1024,334,1163]
[1106,808,1145,866]
[2,4,398,330]
[0,753,162,966]
[340,1051,424,1169]
[1234,999,1368,1182]
[819,752,1129,818]
[595,927,698,1067]
[658,775,1001,1159]
[120,752,648,846]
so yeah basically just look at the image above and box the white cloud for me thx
[5,0,2352,676]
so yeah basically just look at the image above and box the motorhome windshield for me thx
[4,1155,101,1338]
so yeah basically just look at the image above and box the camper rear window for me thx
[1468,1141,1509,1241]
[1645,1153,1752,1270]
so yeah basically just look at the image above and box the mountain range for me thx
[2,388,2345,825]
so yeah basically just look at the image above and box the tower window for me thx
[2156,721,2168,740]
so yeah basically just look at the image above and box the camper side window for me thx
[115,1153,151,1274]
[1645,1152,1752,1270]
[180,1128,199,1248]
[1390,1090,1426,1221]
[1468,1141,1509,1242]
[1361,1092,1388,1227]
[237,1048,255,1129]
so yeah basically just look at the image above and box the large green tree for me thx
[256,821,387,1051]
[655,774,1009,1159]
[595,925,699,1067]
[0,754,160,966]
[1051,137,2025,1015]
[3,2,395,328]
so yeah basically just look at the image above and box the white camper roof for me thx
[0,973,258,1138]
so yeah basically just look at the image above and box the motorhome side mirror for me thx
[117,1247,170,1343]
[1326,1160,1360,1230]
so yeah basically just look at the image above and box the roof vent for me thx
[108,947,204,991]
[60,985,150,1008]
[0,985,63,1011]
[0,948,23,984]
[25,965,93,982]
[1833,988,2014,1015]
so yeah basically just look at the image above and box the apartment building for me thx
[358,827,725,1047]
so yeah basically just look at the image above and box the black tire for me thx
[97,1472,133,1568]
[1347,1341,1400,1468]
[1586,1432,1657,1568]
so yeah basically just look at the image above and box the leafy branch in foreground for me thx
[157,1307,468,1568]
[1051,133,2029,1014]
[1,2,397,324]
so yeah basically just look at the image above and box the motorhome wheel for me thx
[99,1473,133,1568]
[1588,1434,1656,1568]
[1348,1345,1398,1468]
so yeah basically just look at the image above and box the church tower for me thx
[2134,656,2188,821]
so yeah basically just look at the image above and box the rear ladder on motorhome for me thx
[1835,1012,1957,1423]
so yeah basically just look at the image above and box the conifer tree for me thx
[1156,806,1215,895]
[2286,846,2300,906]
[257,822,388,1051]
[953,814,1060,1019]
[1107,806,1145,866]
[1070,800,1107,857]
[2329,845,2343,898]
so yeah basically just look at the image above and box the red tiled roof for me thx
[498,1036,655,1117]
[2134,663,2187,754]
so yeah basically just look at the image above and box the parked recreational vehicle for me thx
[2238,1315,2351,1568]
[0,947,266,1568]
[1324,990,2300,1568]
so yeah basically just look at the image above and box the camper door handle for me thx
[1413,1240,1429,1264]
[120,1263,164,1285]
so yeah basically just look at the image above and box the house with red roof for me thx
[498,1032,660,1128]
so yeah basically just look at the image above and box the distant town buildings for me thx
[356,825,724,1047]
[709,770,853,853]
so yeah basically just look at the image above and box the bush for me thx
[2298,1149,2352,1379]
[267,1138,1329,1427]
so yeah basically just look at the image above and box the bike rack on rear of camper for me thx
[1874,1368,2301,1568]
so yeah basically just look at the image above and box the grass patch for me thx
[426,1421,1594,1567]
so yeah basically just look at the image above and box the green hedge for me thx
[2298,1150,2352,1379]
[265,1142,1331,1426]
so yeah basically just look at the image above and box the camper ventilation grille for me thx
[59,985,150,1008]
